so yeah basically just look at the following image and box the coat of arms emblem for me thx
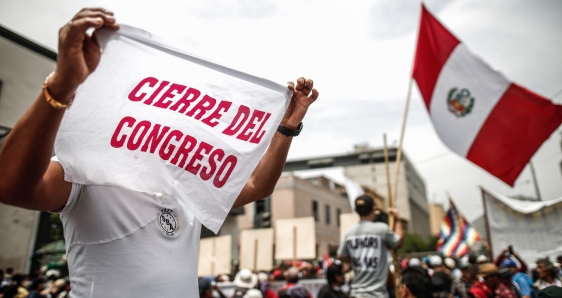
[447,87,474,117]
[158,208,179,236]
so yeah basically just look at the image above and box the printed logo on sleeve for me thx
[346,235,382,271]
[158,209,179,236]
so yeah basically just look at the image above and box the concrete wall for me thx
[0,30,56,274]
[0,206,40,273]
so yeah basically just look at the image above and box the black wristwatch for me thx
[277,122,303,137]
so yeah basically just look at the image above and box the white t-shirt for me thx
[56,160,203,297]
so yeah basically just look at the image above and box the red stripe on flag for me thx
[466,84,562,186]
[412,4,460,110]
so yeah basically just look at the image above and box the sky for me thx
[1,0,561,221]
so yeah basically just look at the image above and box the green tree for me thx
[398,233,436,253]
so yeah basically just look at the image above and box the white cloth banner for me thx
[344,177,364,209]
[482,188,562,267]
[55,25,291,233]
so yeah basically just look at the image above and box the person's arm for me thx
[512,251,528,273]
[336,236,351,263]
[495,248,508,266]
[232,78,318,208]
[0,9,118,211]
[388,208,404,248]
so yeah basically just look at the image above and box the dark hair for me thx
[402,266,432,298]
[30,278,45,290]
[355,195,375,216]
[6,267,14,274]
[432,271,452,294]
[536,258,557,278]
[11,274,26,285]
[326,263,343,285]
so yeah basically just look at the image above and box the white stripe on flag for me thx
[429,44,510,156]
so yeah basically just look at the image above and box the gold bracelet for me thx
[43,72,75,110]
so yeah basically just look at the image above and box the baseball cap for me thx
[355,195,375,215]
[500,259,517,268]
[429,255,443,267]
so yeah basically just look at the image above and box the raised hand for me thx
[49,8,119,101]
[282,77,319,130]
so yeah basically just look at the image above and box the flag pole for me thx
[384,134,401,298]
[391,77,414,224]
[480,187,494,259]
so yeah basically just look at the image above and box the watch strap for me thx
[277,122,303,137]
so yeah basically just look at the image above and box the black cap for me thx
[355,195,375,216]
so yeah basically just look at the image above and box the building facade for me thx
[236,174,353,258]
[429,203,445,236]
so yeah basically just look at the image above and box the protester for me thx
[454,263,477,298]
[431,271,452,298]
[337,195,403,298]
[399,266,432,298]
[232,269,259,298]
[0,268,13,288]
[500,258,534,298]
[27,278,46,298]
[470,263,518,298]
[499,268,521,298]
[258,272,277,298]
[495,247,528,273]
[0,7,319,297]
[199,278,214,298]
[277,267,312,298]
[243,289,264,298]
[317,263,347,298]
[534,258,562,290]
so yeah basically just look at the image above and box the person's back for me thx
[337,195,402,298]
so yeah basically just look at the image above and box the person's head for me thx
[557,255,562,265]
[461,264,478,283]
[198,278,214,298]
[476,255,489,264]
[400,266,432,298]
[5,267,14,275]
[443,258,456,271]
[355,195,376,218]
[285,267,300,284]
[326,263,345,287]
[536,258,557,280]
[11,274,28,287]
[30,278,46,291]
[431,271,452,296]
[234,269,258,289]
[478,263,500,289]
[408,258,421,268]
[429,255,444,270]
[500,258,518,274]
[499,267,514,286]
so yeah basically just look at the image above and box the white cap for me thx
[243,289,264,298]
[429,255,443,267]
[444,257,456,269]
[408,258,421,267]
[476,255,489,264]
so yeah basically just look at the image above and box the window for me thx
[336,208,342,227]
[312,200,319,222]
[325,204,331,225]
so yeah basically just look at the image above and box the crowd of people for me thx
[0,268,70,298]
[197,250,562,298]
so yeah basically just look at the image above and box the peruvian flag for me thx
[412,4,562,186]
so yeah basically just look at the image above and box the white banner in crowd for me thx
[55,25,291,233]
[198,235,232,276]
[482,188,562,266]
[344,177,364,209]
